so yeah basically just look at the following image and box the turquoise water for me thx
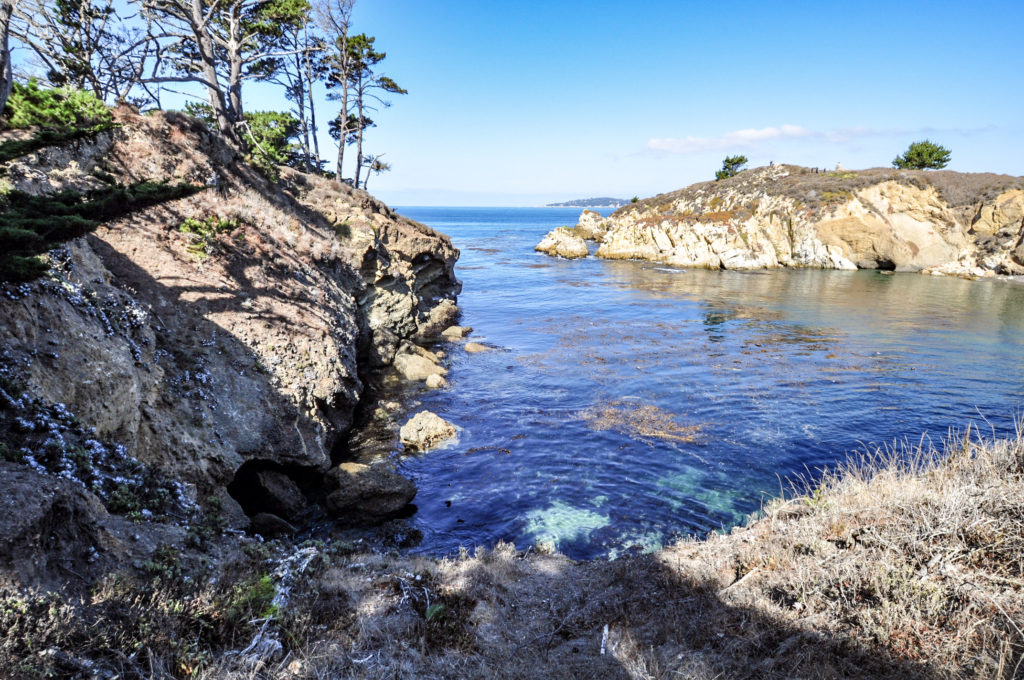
[382,206,1024,560]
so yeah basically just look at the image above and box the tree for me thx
[267,0,327,172]
[141,0,308,139]
[340,33,404,189]
[715,155,747,180]
[361,152,388,190]
[11,0,150,105]
[0,1,15,115]
[315,0,354,178]
[892,140,950,170]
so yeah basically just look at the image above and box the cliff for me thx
[0,107,459,585]
[540,166,1024,277]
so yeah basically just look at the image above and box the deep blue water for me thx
[379,206,1024,560]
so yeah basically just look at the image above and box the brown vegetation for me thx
[617,165,1024,218]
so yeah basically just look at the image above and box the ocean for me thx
[361,206,1024,560]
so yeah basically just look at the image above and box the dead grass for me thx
[617,165,1024,219]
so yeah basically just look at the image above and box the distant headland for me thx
[546,197,628,209]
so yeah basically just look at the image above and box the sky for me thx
[16,0,1018,207]
[311,0,1022,206]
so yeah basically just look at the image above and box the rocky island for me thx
[537,165,1024,278]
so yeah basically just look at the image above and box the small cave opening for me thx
[227,460,325,524]
[875,259,897,271]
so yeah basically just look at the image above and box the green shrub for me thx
[716,155,748,181]
[178,216,239,258]
[182,102,300,180]
[223,574,278,625]
[5,79,112,130]
[893,140,951,170]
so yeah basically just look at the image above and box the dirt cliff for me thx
[0,107,460,570]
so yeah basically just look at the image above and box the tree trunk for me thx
[354,86,364,189]
[225,3,244,125]
[189,0,233,137]
[303,30,321,172]
[0,2,14,116]
[335,86,348,180]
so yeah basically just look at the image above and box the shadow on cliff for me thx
[84,230,352,521]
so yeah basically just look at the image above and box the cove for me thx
[376,206,1024,560]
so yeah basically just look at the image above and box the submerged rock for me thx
[325,462,416,520]
[400,411,457,451]
[535,227,589,259]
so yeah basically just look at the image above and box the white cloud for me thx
[643,124,938,155]
[646,125,813,154]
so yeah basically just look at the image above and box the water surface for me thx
[373,206,1024,559]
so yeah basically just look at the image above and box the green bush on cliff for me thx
[0,81,118,164]
[0,181,205,282]
[716,155,748,180]
[4,79,112,130]
[183,102,301,179]
[892,140,951,170]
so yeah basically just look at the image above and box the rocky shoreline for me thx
[0,108,465,586]
[536,165,1024,279]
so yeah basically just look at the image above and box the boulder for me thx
[417,299,460,338]
[441,325,473,339]
[398,340,441,363]
[425,373,449,389]
[535,227,589,259]
[394,353,447,382]
[400,411,457,451]
[253,470,307,521]
[464,342,493,353]
[575,210,610,242]
[325,462,416,520]
[0,462,111,588]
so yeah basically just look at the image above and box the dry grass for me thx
[2,427,1022,678]
[618,165,1024,218]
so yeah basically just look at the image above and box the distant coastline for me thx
[546,197,627,209]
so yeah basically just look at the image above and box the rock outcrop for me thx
[574,209,611,242]
[399,411,457,451]
[534,227,589,259]
[0,107,460,551]
[324,461,416,521]
[561,166,1024,276]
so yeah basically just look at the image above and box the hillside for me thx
[0,106,461,585]
[537,165,1024,277]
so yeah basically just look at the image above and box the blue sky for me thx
[329,0,1023,206]
[16,1,1017,206]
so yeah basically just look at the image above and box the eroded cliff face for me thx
[0,108,459,543]
[550,166,1024,277]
